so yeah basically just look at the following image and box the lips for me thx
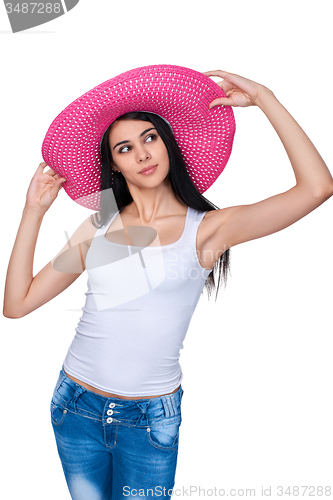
[140,165,158,174]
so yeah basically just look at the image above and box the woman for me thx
[3,65,333,500]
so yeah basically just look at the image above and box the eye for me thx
[119,145,131,153]
[145,133,157,143]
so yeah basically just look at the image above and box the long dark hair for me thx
[92,111,231,300]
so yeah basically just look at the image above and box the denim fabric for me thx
[50,368,183,500]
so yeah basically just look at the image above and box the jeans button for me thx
[107,409,113,416]
[109,403,116,408]
[107,417,113,424]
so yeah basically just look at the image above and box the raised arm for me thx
[3,163,94,319]
[200,70,333,266]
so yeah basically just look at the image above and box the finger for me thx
[55,176,67,184]
[44,168,59,177]
[36,163,56,177]
[204,70,244,89]
[203,70,231,79]
[208,97,234,108]
[50,177,66,197]
[215,80,234,94]
[37,162,47,172]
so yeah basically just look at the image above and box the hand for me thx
[25,162,66,214]
[203,70,269,108]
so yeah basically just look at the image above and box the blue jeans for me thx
[50,368,183,499]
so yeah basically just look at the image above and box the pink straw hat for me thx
[42,64,236,210]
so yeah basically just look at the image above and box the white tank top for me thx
[63,206,212,397]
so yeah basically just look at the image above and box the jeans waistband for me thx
[53,368,183,426]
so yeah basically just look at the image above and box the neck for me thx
[124,179,187,223]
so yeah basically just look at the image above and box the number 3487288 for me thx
[5,3,62,14]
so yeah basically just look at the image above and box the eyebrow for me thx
[112,127,157,150]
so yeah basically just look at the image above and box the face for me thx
[108,119,170,189]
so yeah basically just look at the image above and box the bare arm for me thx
[200,71,333,264]
[3,209,79,318]
[2,162,95,318]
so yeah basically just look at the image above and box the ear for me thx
[110,160,117,173]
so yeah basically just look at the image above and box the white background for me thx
[1,1,332,498]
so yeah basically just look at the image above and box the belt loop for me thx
[71,384,86,411]
[56,368,66,391]
[171,394,177,414]
[161,395,176,417]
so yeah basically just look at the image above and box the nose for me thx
[136,144,151,163]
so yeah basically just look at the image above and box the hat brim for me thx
[42,64,235,210]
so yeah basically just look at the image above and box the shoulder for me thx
[51,214,100,274]
[68,213,101,250]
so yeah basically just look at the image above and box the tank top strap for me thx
[92,209,121,239]
[182,207,208,249]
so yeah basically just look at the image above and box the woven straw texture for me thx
[42,64,236,210]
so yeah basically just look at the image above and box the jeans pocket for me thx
[147,416,182,451]
[50,398,68,427]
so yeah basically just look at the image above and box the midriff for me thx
[64,370,180,400]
